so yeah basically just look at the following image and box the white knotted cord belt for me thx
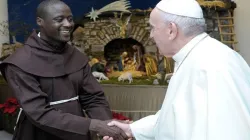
[14,96,79,130]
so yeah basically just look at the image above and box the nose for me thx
[63,19,72,27]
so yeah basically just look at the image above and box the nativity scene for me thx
[69,0,237,85]
[1,1,249,140]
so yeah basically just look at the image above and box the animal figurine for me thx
[118,72,133,84]
[92,71,109,81]
[153,79,159,85]
[164,73,173,81]
[153,73,162,80]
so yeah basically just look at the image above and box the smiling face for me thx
[37,2,74,44]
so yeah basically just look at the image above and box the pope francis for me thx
[104,0,250,140]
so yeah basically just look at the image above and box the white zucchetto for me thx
[156,0,204,18]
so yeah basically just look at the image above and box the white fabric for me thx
[130,33,250,140]
[130,111,161,140]
[173,33,208,72]
[14,108,23,130]
[156,0,203,18]
[49,96,79,106]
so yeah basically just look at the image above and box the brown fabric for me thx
[0,31,112,140]
[89,119,127,140]
[1,31,87,77]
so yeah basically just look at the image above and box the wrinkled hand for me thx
[89,119,127,140]
[103,120,133,140]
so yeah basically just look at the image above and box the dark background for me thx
[7,0,157,42]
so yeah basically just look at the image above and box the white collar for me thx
[38,32,40,37]
[172,32,208,64]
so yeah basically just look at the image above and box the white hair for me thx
[159,9,206,37]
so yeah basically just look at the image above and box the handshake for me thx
[89,119,133,140]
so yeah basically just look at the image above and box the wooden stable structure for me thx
[216,10,238,51]
[197,0,238,51]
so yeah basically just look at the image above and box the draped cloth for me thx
[130,33,250,140]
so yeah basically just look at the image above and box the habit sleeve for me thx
[5,64,91,140]
[79,64,112,120]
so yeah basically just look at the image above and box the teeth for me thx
[61,31,69,33]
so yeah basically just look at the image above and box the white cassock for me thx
[130,33,250,140]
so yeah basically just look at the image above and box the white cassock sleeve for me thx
[189,65,250,140]
[129,110,160,140]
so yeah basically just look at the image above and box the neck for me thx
[38,31,67,52]
[39,32,65,47]
[172,34,197,55]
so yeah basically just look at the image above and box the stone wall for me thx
[74,15,156,55]
[0,9,235,59]
[72,8,236,56]
[1,42,23,57]
[205,9,236,49]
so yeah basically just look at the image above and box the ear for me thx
[36,17,43,27]
[168,22,178,40]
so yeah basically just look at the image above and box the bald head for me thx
[36,0,74,44]
[36,0,68,19]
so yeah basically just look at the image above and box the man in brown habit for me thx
[0,0,128,140]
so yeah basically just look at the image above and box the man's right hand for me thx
[89,119,127,140]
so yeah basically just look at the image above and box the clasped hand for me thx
[102,120,133,140]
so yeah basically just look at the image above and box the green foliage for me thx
[0,111,17,134]
[0,75,168,86]
[91,63,105,72]
[100,76,168,85]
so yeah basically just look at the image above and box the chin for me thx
[164,55,172,58]
[160,51,172,58]
[158,48,164,55]
[60,37,71,42]
[164,53,175,58]
[63,39,70,42]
